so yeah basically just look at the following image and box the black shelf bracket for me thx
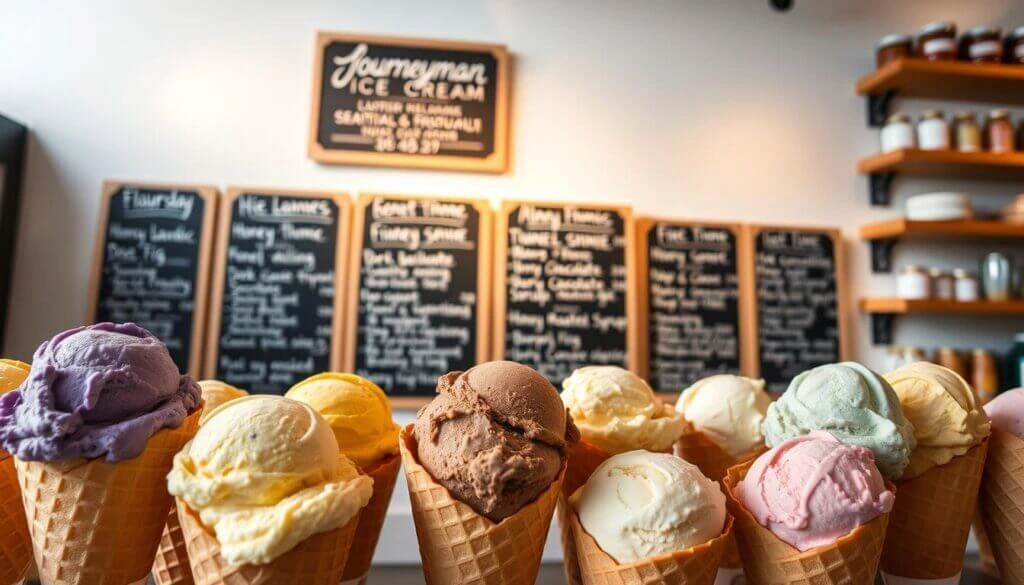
[870,313,896,345]
[866,89,897,127]
[870,238,897,273]
[869,172,895,206]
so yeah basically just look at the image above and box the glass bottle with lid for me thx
[985,109,1016,153]
[954,112,982,152]
[962,25,1003,63]
[916,21,958,60]
[881,114,916,152]
[918,110,950,151]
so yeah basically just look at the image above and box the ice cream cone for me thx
[979,429,1024,585]
[0,452,31,585]
[176,498,358,585]
[399,426,562,585]
[559,440,613,585]
[880,438,989,585]
[15,407,201,585]
[972,511,1000,578]
[152,505,194,585]
[340,453,401,585]
[723,459,890,585]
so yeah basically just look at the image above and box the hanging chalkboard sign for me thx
[308,32,510,173]
[343,193,492,405]
[635,218,748,393]
[742,225,847,394]
[494,201,637,386]
[87,181,217,377]
[206,188,351,394]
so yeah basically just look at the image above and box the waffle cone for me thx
[177,498,358,585]
[972,511,1000,578]
[152,505,194,585]
[0,453,31,585]
[880,438,989,579]
[15,407,200,585]
[341,452,401,584]
[979,429,1024,585]
[560,441,613,585]
[723,459,891,585]
[399,426,562,585]
[571,509,733,585]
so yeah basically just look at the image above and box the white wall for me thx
[4,0,1024,563]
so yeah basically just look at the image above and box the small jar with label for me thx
[898,265,931,300]
[985,109,1016,153]
[918,110,950,150]
[1006,26,1024,64]
[930,269,955,300]
[953,112,982,152]
[916,21,958,60]
[877,34,913,68]
[954,268,979,301]
[881,114,916,152]
[962,26,1003,63]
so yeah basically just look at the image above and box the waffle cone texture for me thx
[342,452,401,583]
[176,498,358,585]
[15,407,201,585]
[722,459,891,585]
[571,508,733,585]
[560,440,614,585]
[0,452,31,585]
[399,426,562,585]
[979,429,1024,585]
[152,504,194,585]
[880,438,989,579]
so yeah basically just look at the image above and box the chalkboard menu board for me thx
[494,201,636,386]
[309,32,510,174]
[635,219,745,393]
[206,189,351,394]
[744,226,846,394]
[87,181,217,377]
[344,194,492,405]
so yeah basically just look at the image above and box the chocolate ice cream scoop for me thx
[414,360,579,522]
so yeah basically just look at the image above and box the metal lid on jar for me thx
[921,109,945,120]
[886,113,912,125]
[917,21,957,38]
[952,268,974,278]
[989,108,1011,119]
[878,33,913,49]
[964,25,1002,38]
[954,111,977,121]
[928,267,951,277]
[901,265,926,274]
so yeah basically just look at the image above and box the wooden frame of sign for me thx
[204,188,352,389]
[493,200,639,382]
[343,193,493,408]
[308,32,510,174]
[634,217,751,400]
[86,180,218,378]
[739,224,848,393]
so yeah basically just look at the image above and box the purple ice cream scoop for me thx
[0,322,201,462]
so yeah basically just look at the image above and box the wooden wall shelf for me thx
[859,219,1024,272]
[861,298,1024,344]
[859,149,1024,206]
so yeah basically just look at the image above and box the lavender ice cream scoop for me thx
[0,322,201,463]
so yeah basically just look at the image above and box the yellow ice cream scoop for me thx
[884,361,991,479]
[197,379,248,425]
[167,395,372,566]
[0,359,29,393]
[285,373,399,468]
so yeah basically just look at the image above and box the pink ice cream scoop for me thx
[737,431,894,551]
[984,388,1024,440]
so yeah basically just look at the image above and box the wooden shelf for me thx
[860,218,1024,241]
[858,149,1024,182]
[861,298,1024,315]
[857,59,1024,106]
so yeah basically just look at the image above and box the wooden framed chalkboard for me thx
[740,225,848,394]
[86,181,218,378]
[308,32,510,174]
[205,188,351,394]
[493,201,637,387]
[634,218,750,395]
[0,114,27,355]
[343,193,492,407]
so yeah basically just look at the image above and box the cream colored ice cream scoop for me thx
[676,374,770,458]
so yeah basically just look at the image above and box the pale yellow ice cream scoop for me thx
[0,359,29,393]
[561,366,685,454]
[197,380,248,425]
[167,395,372,566]
[676,375,770,458]
[884,362,990,479]
[285,372,399,468]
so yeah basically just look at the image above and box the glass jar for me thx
[916,21,958,60]
[936,348,968,378]
[877,34,913,68]
[962,25,1003,63]
[931,269,955,300]
[972,349,1000,404]
[953,112,982,152]
[898,265,931,299]
[918,110,950,150]
[1006,26,1024,64]
[954,269,980,301]
[881,114,916,152]
[985,109,1016,153]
